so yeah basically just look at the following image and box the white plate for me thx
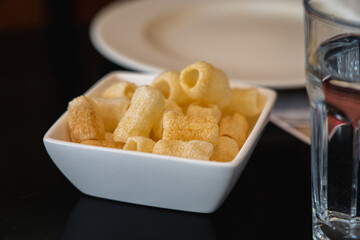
[90,0,305,89]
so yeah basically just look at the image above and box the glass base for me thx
[313,217,360,240]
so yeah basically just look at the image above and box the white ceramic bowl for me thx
[43,72,276,213]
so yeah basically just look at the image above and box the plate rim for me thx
[90,0,305,89]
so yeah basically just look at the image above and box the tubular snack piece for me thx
[162,111,219,146]
[152,71,191,105]
[67,96,105,143]
[186,102,221,123]
[223,88,261,117]
[152,99,183,140]
[153,140,213,160]
[81,133,124,149]
[210,136,239,162]
[180,61,231,109]
[92,97,130,132]
[123,136,156,153]
[101,81,136,99]
[113,85,165,143]
[219,113,248,148]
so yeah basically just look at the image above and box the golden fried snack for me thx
[67,96,105,143]
[113,85,165,143]
[223,88,261,117]
[81,133,124,149]
[210,136,239,162]
[152,71,191,105]
[152,99,183,140]
[101,81,136,99]
[92,97,130,132]
[164,99,183,113]
[186,102,222,123]
[219,113,248,148]
[153,140,213,160]
[104,132,125,148]
[123,136,156,153]
[180,61,231,109]
[162,111,219,146]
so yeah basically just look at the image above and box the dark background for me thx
[0,1,312,239]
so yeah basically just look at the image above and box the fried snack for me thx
[104,132,125,148]
[186,102,221,123]
[123,136,156,153]
[162,111,219,146]
[92,97,130,132]
[210,136,239,162]
[219,113,248,148]
[113,85,165,143]
[101,81,136,99]
[152,71,192,105]
[180,61,231,109]
[164,99,183,113]
[67,96,105,143]
[153,140,213,160]
[223,88,261,117]
[81,133,124,149]
[152,99,183,140]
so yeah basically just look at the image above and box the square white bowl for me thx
[43,71,276,213]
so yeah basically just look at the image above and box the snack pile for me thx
[67,61,261,162]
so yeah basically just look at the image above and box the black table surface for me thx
[0,25,311,240]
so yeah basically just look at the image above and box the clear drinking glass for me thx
[304,0,360,239]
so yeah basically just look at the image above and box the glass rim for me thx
[304,0,360,29]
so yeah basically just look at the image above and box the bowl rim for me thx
[43,71,277,168]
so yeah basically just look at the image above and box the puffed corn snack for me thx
[67,61,262,162]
